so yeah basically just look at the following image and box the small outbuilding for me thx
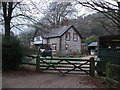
[88,42,98,55]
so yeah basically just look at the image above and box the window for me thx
[47,39,50,43]
[65,44,69,51]
[65,32,70,41]
[73,32,78,41]
[34,36,42,41]
[52,44,57,51]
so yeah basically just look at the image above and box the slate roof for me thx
[42,25,82,39]
[88,42,98,47]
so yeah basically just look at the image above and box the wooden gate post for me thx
[36,55,40,72]
[106,63,112,88]
[90,57,95,77]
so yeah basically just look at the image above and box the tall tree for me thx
[1,1,42,37]
[41,2,77,28]
[2,2,14,37]
[77,0,120,35]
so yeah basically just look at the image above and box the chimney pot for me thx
[51,22,56,29]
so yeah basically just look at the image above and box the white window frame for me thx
[65,44,69,51]
[52,44,57,51]
[65,32,70,41]
[73,32,78,41]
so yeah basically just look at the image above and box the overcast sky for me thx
[27,0,97,18]
[11,0,97,35]
[0,0,119,35]
[25,0,118,18]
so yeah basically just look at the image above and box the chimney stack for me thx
[63,18,68,26]
[51,22,56,29]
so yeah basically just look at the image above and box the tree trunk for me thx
[2,2,13,37]
[117,2,120,35]
[5,17,11,37]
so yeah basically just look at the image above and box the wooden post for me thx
[106,63,112,88]
[90,57,95,77]
[36,55,40,72]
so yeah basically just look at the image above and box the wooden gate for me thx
[36,56,95,76]
[22,55,96,76]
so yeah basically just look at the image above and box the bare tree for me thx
[77,0,120,35]
[0,1,42,37]
[2,2,14,37]
[41,2,77,27]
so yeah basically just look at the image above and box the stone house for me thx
[32,25,82,55]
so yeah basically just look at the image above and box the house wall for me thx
[60,28,82,55]
[33,27,82,55]
[48,27,82,55]
[48,37,60,55]
[43,38,47,44]
[33,36,47,44]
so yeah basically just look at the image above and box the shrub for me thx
[22,45,38,55]
[83,35,97,44]
[81,49,88,55]
[2,36,24,71]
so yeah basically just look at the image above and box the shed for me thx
[88,42,98,55]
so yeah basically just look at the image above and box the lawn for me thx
[23,54,82,64]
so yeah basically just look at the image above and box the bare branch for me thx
[12,0,23,10]
[14,26,24,31]
[77,0,120,34]
[2,2,7,20]
[10,23,30,29]
[11,14,38,23]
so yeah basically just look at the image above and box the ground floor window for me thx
[65,44,69,51]
[52,44,57,51]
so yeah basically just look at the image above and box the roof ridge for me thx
[42,25,75,38]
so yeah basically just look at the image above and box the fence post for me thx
[106,62,112,88]
[36,55,40,72]
[90,57,95,77]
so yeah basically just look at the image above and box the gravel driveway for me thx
[2,69,104,88]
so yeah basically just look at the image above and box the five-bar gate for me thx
[36,56,95,76]
[22,55,96,76]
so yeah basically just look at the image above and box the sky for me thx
[20,0,119,19]
[27,0,97,18]
[0,0,119,35]
[1,0,95,35]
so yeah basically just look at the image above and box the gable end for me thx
[61,25,82,39]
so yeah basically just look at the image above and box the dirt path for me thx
[2,69,104,88]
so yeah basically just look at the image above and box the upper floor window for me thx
[73,32,78,41]
[65,32,70,41]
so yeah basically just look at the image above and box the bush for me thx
[83,35,97,44]
[22,46,38,55]
[2,36,24,71]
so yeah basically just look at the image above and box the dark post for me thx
[36,55,40,72]
[117,2,120,35]
[90,57,95,77]
[106,63,112,88]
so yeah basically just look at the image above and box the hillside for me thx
[69,12,117,38]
